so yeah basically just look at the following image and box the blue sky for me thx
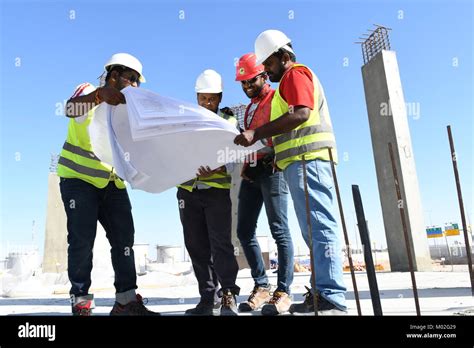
[0,0,472,259]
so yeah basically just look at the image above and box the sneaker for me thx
[289,286,348,315]
[71,295,94,316]
[220,289,238,316]
[110,294,160,316]
[238,285,272,312]
[261,291,291,316]
[185,301,215,316]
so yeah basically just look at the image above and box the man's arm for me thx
[65,87,126,118]
[234,106,311,146]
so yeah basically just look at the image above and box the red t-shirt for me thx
[278,64,315,110]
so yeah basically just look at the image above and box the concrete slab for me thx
[1,269,471,316]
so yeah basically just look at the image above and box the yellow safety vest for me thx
[57,105,126,189]
[178,113,236,192]
[270,64,337,170]
[178,172,232,192]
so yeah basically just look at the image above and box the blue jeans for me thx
[59,178,138,297]
[284,159,347,310]
[237,171,294,293]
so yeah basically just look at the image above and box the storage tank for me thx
[7,250,40,277]
[134,243,149,275]
[156,245,182,264]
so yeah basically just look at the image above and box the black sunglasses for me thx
[119,71,141,86]
[241,73,266,86]
[110,65,141,86]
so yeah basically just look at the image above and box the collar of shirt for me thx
[280,61,301,82]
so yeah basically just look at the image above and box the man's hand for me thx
[97,87,126,105]
[197,165,224,178]
[234,107,311,146]
[234,129,256,147]
[240,164,254,182]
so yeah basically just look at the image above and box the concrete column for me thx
[229,163,249,269]
[361,50,431,271]
[42,173,68,273]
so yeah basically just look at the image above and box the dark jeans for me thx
[237,171,294,293]
[177,187,240,303]
[59,178,137,297]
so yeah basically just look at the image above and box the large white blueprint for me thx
[89,87,262,193]
[123,87,238,139]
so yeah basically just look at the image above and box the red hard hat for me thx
[235,53,265,81]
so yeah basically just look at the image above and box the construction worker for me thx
[234,53,294,316]
[234,30,347,315]
[58,53,158,316]
[177,69,240,316]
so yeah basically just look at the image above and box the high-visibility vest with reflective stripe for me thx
[178,172,232,192]
[270,64,337,170]
[57,106,126,189]
[177,112,235,192]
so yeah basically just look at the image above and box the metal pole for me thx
[447,125,474,296]
[328,148,362,315]
[352,185,383,316]
[353,212,360,253]
[302,156,318,315]
[388,143,421,315]
[444,232,454,272]
[373,242,377,268]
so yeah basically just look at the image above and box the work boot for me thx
[238,285,272,312]
[220,289,238,316]
[71,294,94,316]
[110,294,160,316]
[261,291,291,316]
[185,301,215,316]
[289,286,348,315]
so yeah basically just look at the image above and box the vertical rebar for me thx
[444,232,454,272]
[388,142,421,315]
[302,156,319,315]
[328,148,362,315]
[447,125,474,296]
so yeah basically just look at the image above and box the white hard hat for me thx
[104,53,146,83]
[195,69,223,93]
[254,30,294,65]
